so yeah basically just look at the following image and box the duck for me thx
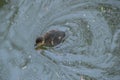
[35,30,65,50]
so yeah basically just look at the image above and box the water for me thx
[0,0,120,80]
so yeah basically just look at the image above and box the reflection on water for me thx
[0,0,120,80]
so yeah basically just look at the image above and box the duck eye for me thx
[36,37,43,44]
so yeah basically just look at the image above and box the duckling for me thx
[35,30,65,50]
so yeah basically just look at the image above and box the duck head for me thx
[34,37,45,47]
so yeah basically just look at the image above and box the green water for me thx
[0,0,8,8]
[0,0,120,80]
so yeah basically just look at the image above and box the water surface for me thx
[0,0,120,80]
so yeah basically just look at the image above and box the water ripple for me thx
[0,0,120,80]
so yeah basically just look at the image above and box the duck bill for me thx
[35,44,47,50]
[35,45,41,50]
[34,42,45,50]
[34,40,45,50]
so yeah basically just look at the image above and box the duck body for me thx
[35,30,65,49]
